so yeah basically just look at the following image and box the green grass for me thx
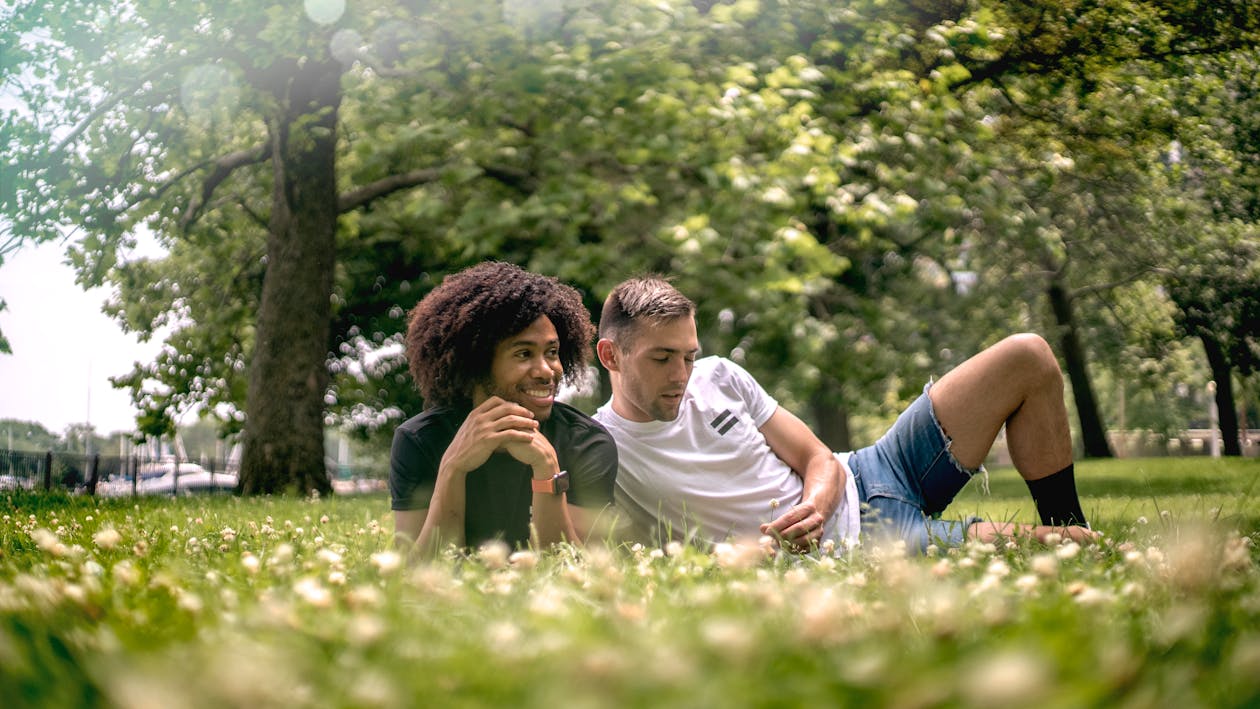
[954,457,1260,532]
[2,457,1259,708]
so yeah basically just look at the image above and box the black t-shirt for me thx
[389,402,618,548]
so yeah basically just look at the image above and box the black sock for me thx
[1025,464,1088,527]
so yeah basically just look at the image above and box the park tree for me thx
[616,0,1260,453]
[6,0,1260,482]
[1159,50,1260,455]
[2,1,687,493]
[3,0,376,494]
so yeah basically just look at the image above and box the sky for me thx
[0,238,165,436]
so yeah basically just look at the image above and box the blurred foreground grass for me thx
[1,457,1258,708]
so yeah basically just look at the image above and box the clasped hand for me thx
[440,397,557,477]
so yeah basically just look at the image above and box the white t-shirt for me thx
[594,356,860,552]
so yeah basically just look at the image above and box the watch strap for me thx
[531,470,569,495]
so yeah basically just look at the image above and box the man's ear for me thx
[596,338,618,372]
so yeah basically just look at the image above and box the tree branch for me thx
[336,167,442,213]
[336,162,539,214]
[51,54,207,155]
[478,164,537,194]
[180,143,273,230]
[1064,268,1153,299]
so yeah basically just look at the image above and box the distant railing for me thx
[0,449,385,496]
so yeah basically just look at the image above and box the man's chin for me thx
[653,405,681,422]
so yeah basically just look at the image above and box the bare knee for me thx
[999,333,1062,390]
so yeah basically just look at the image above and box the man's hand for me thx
[760,501,828,552]
[440,397,542,478]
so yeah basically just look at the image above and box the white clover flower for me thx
[529,585,568,617]
[485,621,521,647]
[1136,516,1148,525]
[271,544,295,564]
[1042,532,1062,546]
[294,578,333,608]
[507,550,538,569]
[241,553,261,574]
[784,568,810,586]
[1014,574,1038,593]
[327,571,347,586]
[1031,553,1058,577]
[316,548,342,566]
[1073,585,1111,607]
[370,550,403,575]
[967,541,997,558]
[714,541,764,570]
[477,540,510,569]
[320,515,330,525]
[347,613,386,646]
[177,592,204,614]
[986,560,1011,578]
[112,560,140,587]
[665,541,684,557]
[93,527,123,550]
[1055,541,1080,559]
[961,651,1050,706]
[32,528,66,556]
[346,585,384,610]
[768,498,780,510]
[220,527,237,543]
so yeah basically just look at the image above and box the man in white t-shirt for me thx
[592,277,1097,554]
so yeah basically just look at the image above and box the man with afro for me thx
[390,261,618,557]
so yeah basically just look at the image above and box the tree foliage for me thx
[4,0,1260,488]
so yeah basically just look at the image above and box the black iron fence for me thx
[0,449,386,496]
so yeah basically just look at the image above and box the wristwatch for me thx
[531,470,570,495]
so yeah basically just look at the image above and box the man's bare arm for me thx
[758,406,843,549]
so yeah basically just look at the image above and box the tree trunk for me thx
[1198,332,1243,456]
[239,60,341,496]
[1047,281,1114,458]
[810,380,852,452]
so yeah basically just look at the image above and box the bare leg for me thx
[927,333,1071,481]
[969,522,1098,545]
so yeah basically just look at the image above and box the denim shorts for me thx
[849,382,984,553]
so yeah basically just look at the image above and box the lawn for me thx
[1,457,1258,708]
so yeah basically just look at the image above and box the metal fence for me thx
[0,449,386,496]
[0,449,234,495]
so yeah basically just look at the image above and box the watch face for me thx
[532,471,569,495]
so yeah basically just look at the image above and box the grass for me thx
[1,457,1258,708]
